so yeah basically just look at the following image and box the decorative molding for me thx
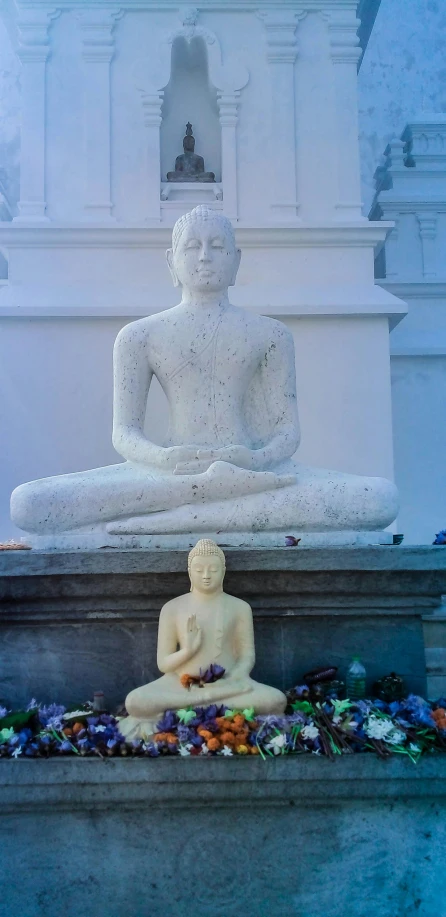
[14,8,61,222]
[78,9,123,221]
[326,14,362,65]
[78,8,123,62]
[260,11,305,219]
[16,8,61,62]
[0,221,395,249]
[167,6,216,47]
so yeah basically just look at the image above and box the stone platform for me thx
[1,546,446,707]
[1,755,446,917]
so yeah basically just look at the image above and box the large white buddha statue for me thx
[11,205,398,543]
[120,538,287,739]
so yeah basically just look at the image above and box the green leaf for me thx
[292,701,314,715]
[177,708,196,725]
[0,709,36,731]
[0,727,15,744]
[242,707,256,722]
[332,699,354,716]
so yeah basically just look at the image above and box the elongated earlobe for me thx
[166,248,180,287]
[230,249,242,286]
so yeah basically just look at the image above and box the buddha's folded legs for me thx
[109,464,399,534]
[11,460,294,534]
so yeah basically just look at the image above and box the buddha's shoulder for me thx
[159,595,188,616]
[114,308,182,347]
[225,593,252,614]
[229,306,293,342]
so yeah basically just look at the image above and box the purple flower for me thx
[433,529,446,545]
[59,739,73,753]
[0,706,9,719]
[156,710,178,732]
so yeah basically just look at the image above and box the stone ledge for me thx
[1,756,445,812]
[2,545,445,577]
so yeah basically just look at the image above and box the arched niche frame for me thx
[133,17,249,223]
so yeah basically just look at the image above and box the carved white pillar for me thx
[139,91,163,224]
[261,12,299,220]
[327,12,363,220]
[217,93,239,222]
[79,10,123,221]
[381,210,400,280]
[14,9,59,222]
[417,212,438,279]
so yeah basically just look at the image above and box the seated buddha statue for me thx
[11,204,398,541]
[166,122,215,182]
[120,539,287,739]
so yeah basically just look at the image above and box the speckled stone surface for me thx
[1,756,446,917]
[10,208,398,543]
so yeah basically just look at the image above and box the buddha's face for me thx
[189,554,225,594]
[168,219,241,293]
[183,135,195,153]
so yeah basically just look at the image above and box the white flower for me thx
[200,744,209,755]
[94,725,106,733]
[11,747,22,758]
[385,729,406,746]
[409,742,420,752]
[266,733,287,755]
[63,710,88,720]
[179,743,193,757]
[302,724,320,741]
[220,745,233,756]
[364,715,394,741]
[333,715,342,725]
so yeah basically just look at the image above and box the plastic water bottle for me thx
[346,657,366,700]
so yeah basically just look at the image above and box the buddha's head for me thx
[188,539,226,594]
[167,206,241,294]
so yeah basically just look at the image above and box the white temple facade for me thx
[371,116,446,544]
[0,0,415,540]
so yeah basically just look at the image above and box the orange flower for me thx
[220,731,236,746]
[249,746,260,755]
[166,733,178,745]
[234,732,249,745]
[181,674,194,689]
[215,717,227,729]
[154,732,167,742]
[207,737,221,752]
[236,744,249,755]
[433,707,446,722]
[197,727,213,741]
[72,722,84,735]
[233,714,245,728]
[62,727,73,737]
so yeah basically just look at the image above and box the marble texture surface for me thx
[10,207,398,545]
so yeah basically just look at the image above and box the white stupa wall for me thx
[0,0,405,541]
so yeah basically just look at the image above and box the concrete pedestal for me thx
[1,546,446,708]
[1,755,446,917]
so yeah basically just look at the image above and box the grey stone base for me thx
[1,546,446,707]
[23,529,394,550]
[1,756,446,917]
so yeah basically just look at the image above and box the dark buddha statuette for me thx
[167,122,215,183]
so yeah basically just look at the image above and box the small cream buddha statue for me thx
[119,539,286,739]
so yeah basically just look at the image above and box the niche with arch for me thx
[160,36,221,183]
